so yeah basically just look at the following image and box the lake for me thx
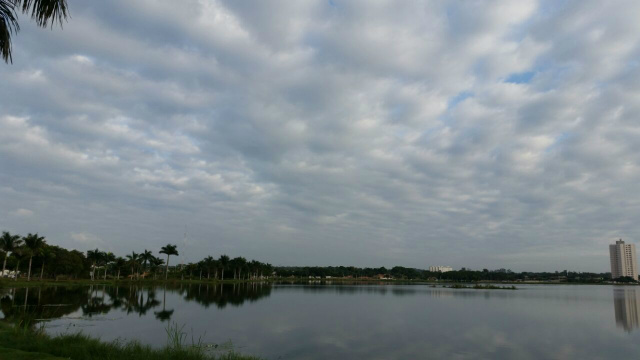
[2,283,640,359]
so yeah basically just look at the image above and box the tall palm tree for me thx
[126,251,140,280]
[159,244,178,280]
[141,249,154,277]
[1,0,69,63]
[151,256,164,280]
[203,256,214,279]
[0,231,21,277]
[39,246,55,279]
[23,233,45,281]
[218,255,229,281]
[11,245,24,281]
[114,257,126,281]
[87,249,101,281]
[103,252,115,280]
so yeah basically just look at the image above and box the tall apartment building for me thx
[429,266,453,273]
[610,239,639,280]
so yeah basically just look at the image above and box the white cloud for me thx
[11,208,34,217]
[1,0,639,271]
[70,232,105,250]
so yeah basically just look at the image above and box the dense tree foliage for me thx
[0,230,275,281]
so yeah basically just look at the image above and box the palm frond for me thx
[0,0,19,63]
[16,0,68,28]
[1,0,68,63]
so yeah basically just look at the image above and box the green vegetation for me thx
[0,231,274,283]
[275,266,613,283]
[0,321,259,360]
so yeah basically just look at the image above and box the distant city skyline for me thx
[2,0,640,272]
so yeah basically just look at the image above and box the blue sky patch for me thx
[505,71,535,84]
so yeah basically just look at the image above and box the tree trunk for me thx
[40,261,45,280]
[165,255,169,280]
[117,269,120,280]
[14,261,20,281]
[2,253,7,277]
[27,256,33,281]
[222,269,224,281]
[200,269,202,280]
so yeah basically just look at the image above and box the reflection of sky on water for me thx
[2,284,640,359]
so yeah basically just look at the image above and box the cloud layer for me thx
[2,0,640,271]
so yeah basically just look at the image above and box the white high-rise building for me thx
[610,239,638,280]
[429,266,453,273]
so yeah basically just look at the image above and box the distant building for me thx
[429,266,453,273]
[610,239,639,280]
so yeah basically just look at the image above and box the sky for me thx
[1,0,640,272]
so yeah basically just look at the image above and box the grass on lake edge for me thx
[0,321,261,360]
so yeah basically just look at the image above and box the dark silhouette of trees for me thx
[218,254,229,281]
[0,231,21,276]
[23,233,45,281]
[159,244,178,280]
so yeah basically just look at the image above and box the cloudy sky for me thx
[1,0,639,271]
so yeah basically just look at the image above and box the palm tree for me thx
[103,252,115,280]
[114,257,126,280]
[87,249,101,281]
[11,245,24,281]
[0,0,69,63]
[23,233,45,281]
[126,252,140,280]
[39,246,55,280]
[203,256,214,279]
[1,231,21,277]
[159,244,178,280]
[150,256,164,280]
[218,255,229,281]
[140,249,154,277]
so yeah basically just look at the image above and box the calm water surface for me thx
[2,283,640,359]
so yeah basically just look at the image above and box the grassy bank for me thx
[0,322,260,360]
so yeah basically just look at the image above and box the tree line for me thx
[0,231,274,282]
[274,266,612,282]
[1,230,613,283]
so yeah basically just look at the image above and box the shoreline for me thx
[0,278,634,288]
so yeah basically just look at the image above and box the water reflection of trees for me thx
[0,282,273,326]
[284,284,519,299]
[181,282,272,309]
[0,286,88,325]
